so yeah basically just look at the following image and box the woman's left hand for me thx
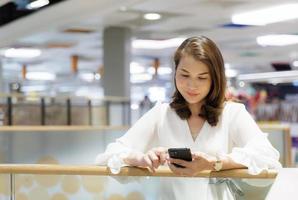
[167,152,216,176]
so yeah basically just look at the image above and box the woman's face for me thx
[175,54,212,105]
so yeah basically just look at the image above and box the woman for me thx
[96,36,281,199]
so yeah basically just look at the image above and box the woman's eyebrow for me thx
[180,68,189,73]
[180,68,209,75]
[198,72,209,75]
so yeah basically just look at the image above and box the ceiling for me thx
[1,0,298,96]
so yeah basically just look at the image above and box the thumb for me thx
[192,152,202,159]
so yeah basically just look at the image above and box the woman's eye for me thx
[198,77,207,80]
[181,74,189,77]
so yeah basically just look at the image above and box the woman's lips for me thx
[186,91,199,96]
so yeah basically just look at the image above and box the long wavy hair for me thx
[170,36,226,126]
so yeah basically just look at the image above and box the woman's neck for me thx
[188,102,203,116]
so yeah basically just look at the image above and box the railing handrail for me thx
[0,164,277,179]
[0,93,130,102]
[0,124,290,133]
[258,123,290,131]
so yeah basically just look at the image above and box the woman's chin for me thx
[184,97,201,104]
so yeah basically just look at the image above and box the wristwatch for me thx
[213,158,223,171]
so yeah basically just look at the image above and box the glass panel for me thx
[260,125,290,167]
[13,174,275,200]
[267,130,286,166]
[13,97,41,125]
[0,127,286,165]
[91,99,107,126]
[71,105,90,125]
[45,98,67,125]
[1,130,123,164]
[91,105,107,125]
[230,178,274,200]
[0,174,11,200]
[0,97,128,126]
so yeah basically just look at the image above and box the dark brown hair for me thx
[170,36,226,126]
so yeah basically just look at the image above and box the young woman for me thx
[96,36,281,200]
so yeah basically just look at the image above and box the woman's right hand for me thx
[123,147,168,172]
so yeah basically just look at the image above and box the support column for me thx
[103,27,132,125]
[168,56,176,99]
[0,61,6,93]
[103,27,131,98]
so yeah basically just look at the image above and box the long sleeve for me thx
[95,102,162,172]
[227,103,282,175]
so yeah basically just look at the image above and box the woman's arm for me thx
[167,151,245,176]
[123,147,168,172]
[227,103,282,174]
[95,102,165,172]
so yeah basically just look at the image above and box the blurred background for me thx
[0,0,298,121]
[0,0,298,156]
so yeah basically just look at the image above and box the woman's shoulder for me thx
[220,101,247,125]
[152,101,169,108]
[223,101,246,113]
[150,101,171,113]
[153,101,179,116]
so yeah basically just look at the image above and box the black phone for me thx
[168,148,192,168]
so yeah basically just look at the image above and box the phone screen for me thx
[168,148,192,168]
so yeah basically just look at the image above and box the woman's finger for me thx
[169,158,191,168]
[157,151,167,165]
[147,151,160,169]
[144,155,155,172]
[168,162,189,176]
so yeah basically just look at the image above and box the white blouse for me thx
[95,101,281,200]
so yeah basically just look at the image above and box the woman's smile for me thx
[186,91,199,97]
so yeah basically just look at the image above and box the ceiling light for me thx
[26,72,56,81]
[239,81,245,88]
[130,62,145,74]
[293,61,298,67]
[257,35,298,46]
[143,13,161,20]
[232,4,298,25]
[147,67,172,75]
[79,73,99,82]
[225,69,238,78]
[22,85,47,92]
[26,0,49,9]
[157,67,172,75]
[133,37,186,49]
[4,48,41,58]
[130,74,152,83]
[94,73,101,80]
[131,103,139,110]
[147,67,155,75]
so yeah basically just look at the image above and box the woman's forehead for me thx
[177,55,209,73]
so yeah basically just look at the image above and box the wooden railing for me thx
[0,164,277,179]
[0,123,289,133]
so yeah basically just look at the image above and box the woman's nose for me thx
[187,79,198,89]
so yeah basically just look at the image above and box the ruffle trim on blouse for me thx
[228,133,282,175]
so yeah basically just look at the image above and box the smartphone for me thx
[168,148,192,168]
